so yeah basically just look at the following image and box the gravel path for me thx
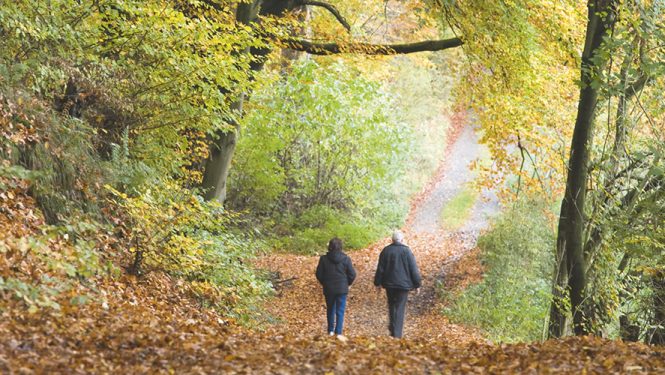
[408,123,499,246]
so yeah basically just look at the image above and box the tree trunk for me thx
[550,0,616,337]
[549,199,571,337]
[201,2,261,202]
[202,99,244,202]
[201,0,302,202]
[650,271,665,345]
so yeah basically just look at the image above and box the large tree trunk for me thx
[201,0,301,202]
[201,2,261,202]
[550,0,616,337]
[202,99,244,202]
[549,199,571,337]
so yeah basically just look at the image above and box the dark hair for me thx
[328,237,343,252]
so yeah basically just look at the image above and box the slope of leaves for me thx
[3,187,664,373]
[2,116,664,374]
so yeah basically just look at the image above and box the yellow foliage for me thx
[444,0,587,200]
[106,181,226,274]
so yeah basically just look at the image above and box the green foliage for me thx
[108,180,271,317]
[0,276,64,313]
[0,1,272,319]
[231,60,408,212]
[444,199,555,342]
[383,54,454,199]
[229,60,414,253]
[0,0,259,183]
[274,205,378,253]
[575,1,665,336]
[593,148,665,340]
[0,218,117,312]
[0,164,39,189]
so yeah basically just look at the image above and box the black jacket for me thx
[374,242,421,290]
[316,250,356,295]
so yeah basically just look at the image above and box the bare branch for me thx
[283,37,463,55]
[299,0,351,31]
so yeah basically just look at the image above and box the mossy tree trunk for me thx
[549,0,617,337]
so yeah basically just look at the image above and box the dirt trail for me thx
[255,120,497,343]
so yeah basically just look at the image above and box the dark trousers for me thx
[386,288,409,338]
[325,293,347,334]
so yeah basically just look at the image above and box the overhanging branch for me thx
[284,37,463,55]
[299,0,351,31]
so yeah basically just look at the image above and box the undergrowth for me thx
[443,199,555,343]
[1,75,270,323]
[229,56,453,255]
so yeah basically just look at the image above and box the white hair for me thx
[392,230,404,244]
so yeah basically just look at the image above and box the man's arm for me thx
[374,251,385,286]
[315,257,324,284]
[407,250,422,289]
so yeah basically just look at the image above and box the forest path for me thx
[6,120,665,375]
[254,117,497,344]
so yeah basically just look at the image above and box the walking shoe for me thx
[329,331,334,336]
[336,334,348,342]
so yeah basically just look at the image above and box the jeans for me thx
[325,293,348,335]
[386,288,409,338]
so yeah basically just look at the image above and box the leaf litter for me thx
[2,121,665,373]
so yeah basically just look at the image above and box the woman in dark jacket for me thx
[315,238,356,336]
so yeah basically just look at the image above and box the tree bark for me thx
[201,2,261,202]
[284,37,463,55]
[298,0,350,30]
[651,271,665,344]
[202,99,244,202]
[550,0,616,337]
[549,199,570,337]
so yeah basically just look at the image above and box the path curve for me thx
[255,119,498,344]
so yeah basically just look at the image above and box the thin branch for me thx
[633,88,657,129]
[273,277,298,285]
[516,135,526,200]
[516,133,547,193]
[299,0,351,31]
[283,37,463,55]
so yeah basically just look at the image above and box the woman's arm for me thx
[315,257,324,284]
[346,257,357,285]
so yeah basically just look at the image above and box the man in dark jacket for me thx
[316,238,356,336]
[374,230,421,338]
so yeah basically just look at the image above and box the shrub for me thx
[107,180,272,318]
[444,199,555,342]
[227,60,419,253]
[229,60,409,215]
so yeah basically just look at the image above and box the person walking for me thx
[374,230,422,338]
[316,237,356,337]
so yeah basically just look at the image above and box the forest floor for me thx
[3,116,665,374]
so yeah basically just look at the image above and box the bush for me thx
[444,199,555,342]
[229,60,409,214]
[227,60,417,253]
[107,180,272,318]
[275,205,378,254]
